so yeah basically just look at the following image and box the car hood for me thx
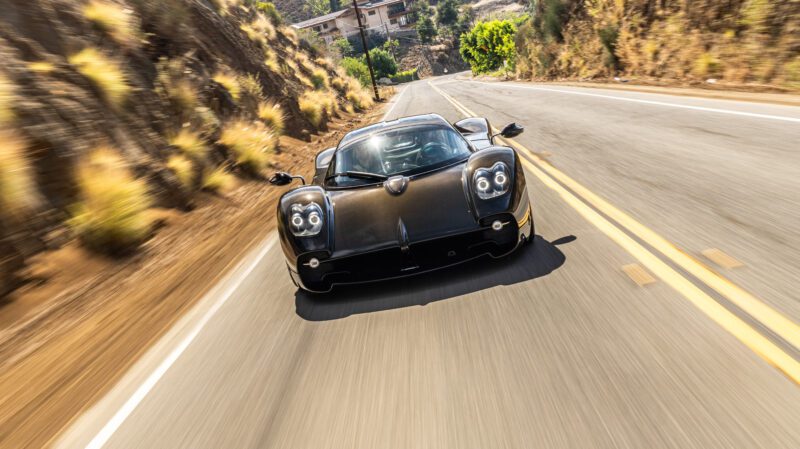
[327,163,478,257]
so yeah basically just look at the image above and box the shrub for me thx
[28,61,55,74]
[436,0,459,27]
[155,58,198,118]
[83,0,140,46]
[310,67,329,89]
[264,48,280,72]
[368,48,397,79]
[218,120,276,173]
[202,165,236,193]
[460,20,517,74]
[332,37,353,57]
[69,148,152,254]
[0,73,15,124]
[390,68,418,83]
[167,154,195,189]
[213,71,241,102]
[241,15,276,45]
[417,16,437,44]
[169,129,207,159]
[257,101,285,134]
[341,57,371,87]
[256,2,282,25]
[238,73,264,100]
[0,130,38,220]
[298,91,325,127]
[345,87,374,111]
[694,52,721,77]
[330,76,346,91]
[69,48,130,108]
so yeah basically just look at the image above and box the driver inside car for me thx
[350,145,383,174]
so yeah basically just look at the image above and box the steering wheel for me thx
[417,142,449,165]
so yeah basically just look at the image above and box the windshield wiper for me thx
[325,171,389,182]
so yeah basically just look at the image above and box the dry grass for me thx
[167,154,195,189]
[0,73,15,124]
[281,26,299,45]
[69,148,152,254]
[299,90,338,128]
[346,87,374,111]
[238,73,263,101]
[310,67,329,90]
[264,49,280,72]
[241,16,276,47]
[257,101,285,134]
[0,130,39,221]
[213,71,241,102]
[296,73,314,89]
[83,0,140,46]
[28,61,56,74]
[218,120,276,173]
[69,48,130,108]
[330,76,346,91]
[155,58,199,119]
[169,129,207,159]
[202,165,236,193]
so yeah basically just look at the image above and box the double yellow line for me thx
[428,81,800,383]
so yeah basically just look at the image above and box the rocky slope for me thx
[515,0,800,89]
[0,0,372,297]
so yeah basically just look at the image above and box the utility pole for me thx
[353,0,380,101]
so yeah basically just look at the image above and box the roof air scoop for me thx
[384,175,409,195]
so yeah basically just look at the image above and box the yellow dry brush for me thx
[69,48,130,108]
[83,0,140,46]
[69,148,152,253]
[218,120,276,173]
[257,101,285,135]
[0,130,39,221]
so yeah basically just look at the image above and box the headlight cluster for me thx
[289,202,324,237]
[473,162,510,200]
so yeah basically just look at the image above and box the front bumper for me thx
[290,211,532,293]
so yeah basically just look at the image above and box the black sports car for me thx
[271,114,533,293]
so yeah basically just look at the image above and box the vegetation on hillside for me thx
[511,0,800,87]
[0,0,376,295]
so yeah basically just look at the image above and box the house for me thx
[292,0,415,44]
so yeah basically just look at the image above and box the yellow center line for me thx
[428,81,800,383]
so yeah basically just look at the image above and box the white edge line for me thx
[470,80,800,123]
[381,84,408,121]
[83,235,278,449]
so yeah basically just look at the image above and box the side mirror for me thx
[497,123,524,139]
[316,147,335,170]
[269,172,306,186]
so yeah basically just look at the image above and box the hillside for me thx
[0,0,374,296]
[514,0,800,89]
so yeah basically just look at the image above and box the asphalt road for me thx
[57,77,800,448]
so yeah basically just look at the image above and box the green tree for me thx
[368,48,398,79]
[459,20,517,75]
[333,37,353,57]
[409,0,432,22]
[255,2,282,24]
[436,0,459,27]
[303,0,331,17]
[417,16,438,43]
[341,57,371,87]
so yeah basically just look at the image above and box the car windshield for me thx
[326,124,472,187]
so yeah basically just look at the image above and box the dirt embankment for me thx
[0,0,383,447]
[515,0,800,92]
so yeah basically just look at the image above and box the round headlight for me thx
[289,202,324,237]
[473,162,510,200]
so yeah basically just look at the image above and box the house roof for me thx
[292,0,406,28]
[292,9,349,29]
[358,0,405,9]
